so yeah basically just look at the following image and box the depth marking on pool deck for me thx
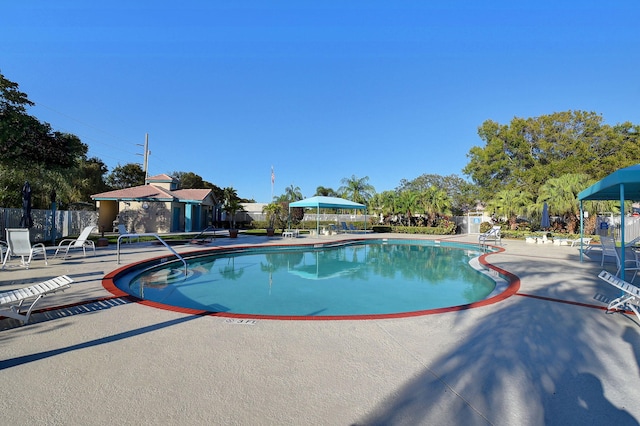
[224,318,257,325]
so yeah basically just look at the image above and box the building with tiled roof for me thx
[91,174,217,233]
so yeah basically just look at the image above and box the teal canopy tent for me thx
[288,196,367,236]
[577,164,640,277]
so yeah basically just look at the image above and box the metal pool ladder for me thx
[116,233,188,276]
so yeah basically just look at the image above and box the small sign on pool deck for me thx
[224,318,257,325]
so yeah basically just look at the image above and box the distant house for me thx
[239,203,268,222]
[91,174,218,234]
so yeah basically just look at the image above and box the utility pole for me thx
[137,133,150,181]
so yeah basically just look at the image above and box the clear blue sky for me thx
[2,1,639,202]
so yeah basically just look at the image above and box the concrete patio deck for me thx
[1,233,638,425]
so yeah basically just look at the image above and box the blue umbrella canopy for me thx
[541,202,550,229]
[19,181,33,228]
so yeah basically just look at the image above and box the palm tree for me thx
[262,202,282,230]
[282,184,303,202]
[486,189,533,229]
[315,186,338,197]
[338,175,375,204]
[222,187,242,231]
[421,186,452,225]
[272,185,303,230]
[537,173,591,233]
[396,190,421,226]
[368,190,396,223]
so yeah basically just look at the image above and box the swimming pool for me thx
[105,239,516,319]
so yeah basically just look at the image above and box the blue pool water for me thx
[115,240,496,317]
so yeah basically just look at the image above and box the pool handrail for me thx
[116,233,188,276]
[191,226,222,242]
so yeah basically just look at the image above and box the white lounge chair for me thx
[118,224,139,243]
[538,234,553,244]
[624,236,640,247]
[0,240,7,261]
[569,237,592,248]
[479,225,501,245]
[53,225,97,258]
[600,235,640,282]
[2,228,48,269]
[0,275,73,324]
[598,270,640,318]
[600,235,618,266]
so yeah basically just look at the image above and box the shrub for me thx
[372,225,391,233]
[479,222,494,233]
[390,225,457,235]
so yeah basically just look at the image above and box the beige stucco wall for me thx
[118,200,172,233]
[96,195,216,234]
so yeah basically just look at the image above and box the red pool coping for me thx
[102,241,522,321]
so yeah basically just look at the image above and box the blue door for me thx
[172,207,181,232]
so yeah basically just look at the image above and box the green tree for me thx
[171,170,225,206]
[173,171,204,189]
[0,72,33,113]
[368,190,396,222]
[315,186,338,197]
[204,181,224,204]
[396,191,421,226]
[421,186,452,225]
[537,173,592,234]
[338,175,375,204]
[0,165,81,209]
[282,184,303,202]
[397,173,478,214]
[106,163,146,189]
[222,187,243,229]
[263,201,295,231]
[73,157,109,203]
[464,111,640,202]
[262,202,282,229]
[0,73,88,169]
[274,185,304,227]
[0,73,96,207]
[486,189,533,229]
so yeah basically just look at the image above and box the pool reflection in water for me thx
[121,242,495,317]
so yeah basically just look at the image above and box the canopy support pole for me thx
[579,201,584,263]
[620,183,626,281]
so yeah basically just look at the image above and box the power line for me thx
[26,99,178,176]
[28,99,149,168]
[32,100,140,149]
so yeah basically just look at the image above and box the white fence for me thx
[0,208,98,243]
[597,214,640,241]
[241,210,490,234]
